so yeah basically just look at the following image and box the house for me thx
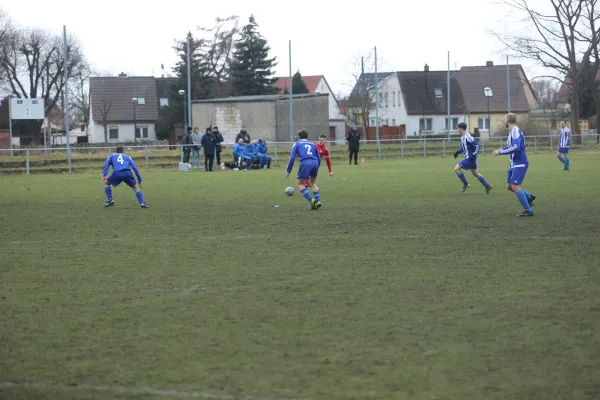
[456,61,537,136]
[273,75,346,142]
[88,74,159,143]
[191,93,329,144]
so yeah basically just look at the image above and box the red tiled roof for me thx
[273,75,323,94]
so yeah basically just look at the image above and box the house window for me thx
[419,118,433,132]
[445,118,459,131]
[392,91,396,107]
[434,88,443,98]
[398,92,401,107]
[379,93,383,107]
[370,119,374,125]
[135,126,149,138]
[137,97,146,105]
[159,97,169,107]
[109,127,119,140]
[478,118,490,130]
[392,118,396,126]
[385,92,388,107]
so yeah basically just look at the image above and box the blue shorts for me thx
[458,158,477,170]
[297,161,319,180]
[558,147,569,154]
[506,164,528,185]
[107,171,136,187]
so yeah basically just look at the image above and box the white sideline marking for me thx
[0,381,312,400]
[1,234,576,246]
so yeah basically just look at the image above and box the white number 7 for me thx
[304,144,312,155]
[117,154,124,164]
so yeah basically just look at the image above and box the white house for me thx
[273,75,346,142]
[88,75,160,143]
[367,66,467,136]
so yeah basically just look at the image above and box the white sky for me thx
[1,0,549,96]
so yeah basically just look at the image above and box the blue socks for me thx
[135,190,145,205]
[564,157,570,169]
[516,189,532,212]
[300,188,312,202]
[558,156,565,165]
[478,175,489,187]
[104,185,113,201]
[313,191,320,201]
[520,188,533,200]
[456,172,469,185]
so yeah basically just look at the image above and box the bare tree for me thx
[0,10,14,94]
[98,100,112,143]
[341,52,385,131]
[494,0,600,142]
[531,78,560,108]
[68,64,91,126]
[0,26,88,140]
[197,15,239,97]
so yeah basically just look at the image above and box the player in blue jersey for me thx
[453,122,492,194]
[102,146,148,208]
[557,120,571,170]
[285,129,322,210]
[493,113,535,217]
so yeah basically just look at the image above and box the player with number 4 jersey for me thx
[102,146,149,208]
[286,130,322,210]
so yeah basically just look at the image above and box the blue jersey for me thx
[456,133,480,160]
[102,152,142,182]
[559,127,571,148]
[286,139,320,173]
[499,126,528,167]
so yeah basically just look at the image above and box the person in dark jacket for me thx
[182,127,193,164]
[346,125,361,165]
[212,126,224,165]
[235,126,251,144]
[201,128,218,171]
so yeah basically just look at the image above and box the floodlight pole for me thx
[63,25,71,174]
[8,99,13,157]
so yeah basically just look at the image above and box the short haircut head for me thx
[506,113,517,124]
[319,134,326,139]
[457,122,467,130]
[116,146,124,153]
[297,129,309,139]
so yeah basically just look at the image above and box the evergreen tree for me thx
[230,15,277,96]
[291,70,310,94]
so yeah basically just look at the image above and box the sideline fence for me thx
[0,134,598,175]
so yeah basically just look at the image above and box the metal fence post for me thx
[67,147,72,174]
[550,136,553,151]
[273,141,278,162]
[581,134,584,150]
[180,145,183,163]
[400,140,404,159]
[145,145,149,170]
[443,140,446,157]
[481,139,485,154]
[534,136,537,152]
[26,150,30,175]
[423,138,426,158]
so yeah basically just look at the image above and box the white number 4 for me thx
[117,154,124,164]
[304,145,312,155]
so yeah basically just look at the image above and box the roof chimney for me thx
[486,61,493,67]
[424,64,429,72]
[118,72,127,78]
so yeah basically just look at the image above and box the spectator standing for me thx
[212,126,224,165]
[182,127,193,164]
[191,127,202,168]
[346,125,361,165]
[235,126,251,144]
[201,128,218,171]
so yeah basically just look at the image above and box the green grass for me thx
[1,153,600,400]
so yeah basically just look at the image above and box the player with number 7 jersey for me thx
[102,146,149,208]
[285,130,322,210]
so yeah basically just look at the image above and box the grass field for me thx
[1,152,600,400]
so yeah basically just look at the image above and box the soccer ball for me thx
[285,186,295,196]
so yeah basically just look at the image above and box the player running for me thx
[453,122,492,194]
[286,130,322,210]
[303,134,332,186]
[493,113,535,217]
[557,120,571,171]
[102,146,149,208]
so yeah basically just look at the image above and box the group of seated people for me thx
[228,139,272,170]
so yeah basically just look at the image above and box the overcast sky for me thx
[1,0,549,96]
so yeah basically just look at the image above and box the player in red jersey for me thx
[303,134,332,186]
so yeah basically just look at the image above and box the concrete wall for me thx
[275,95,329,143]
[192,101,275,144]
